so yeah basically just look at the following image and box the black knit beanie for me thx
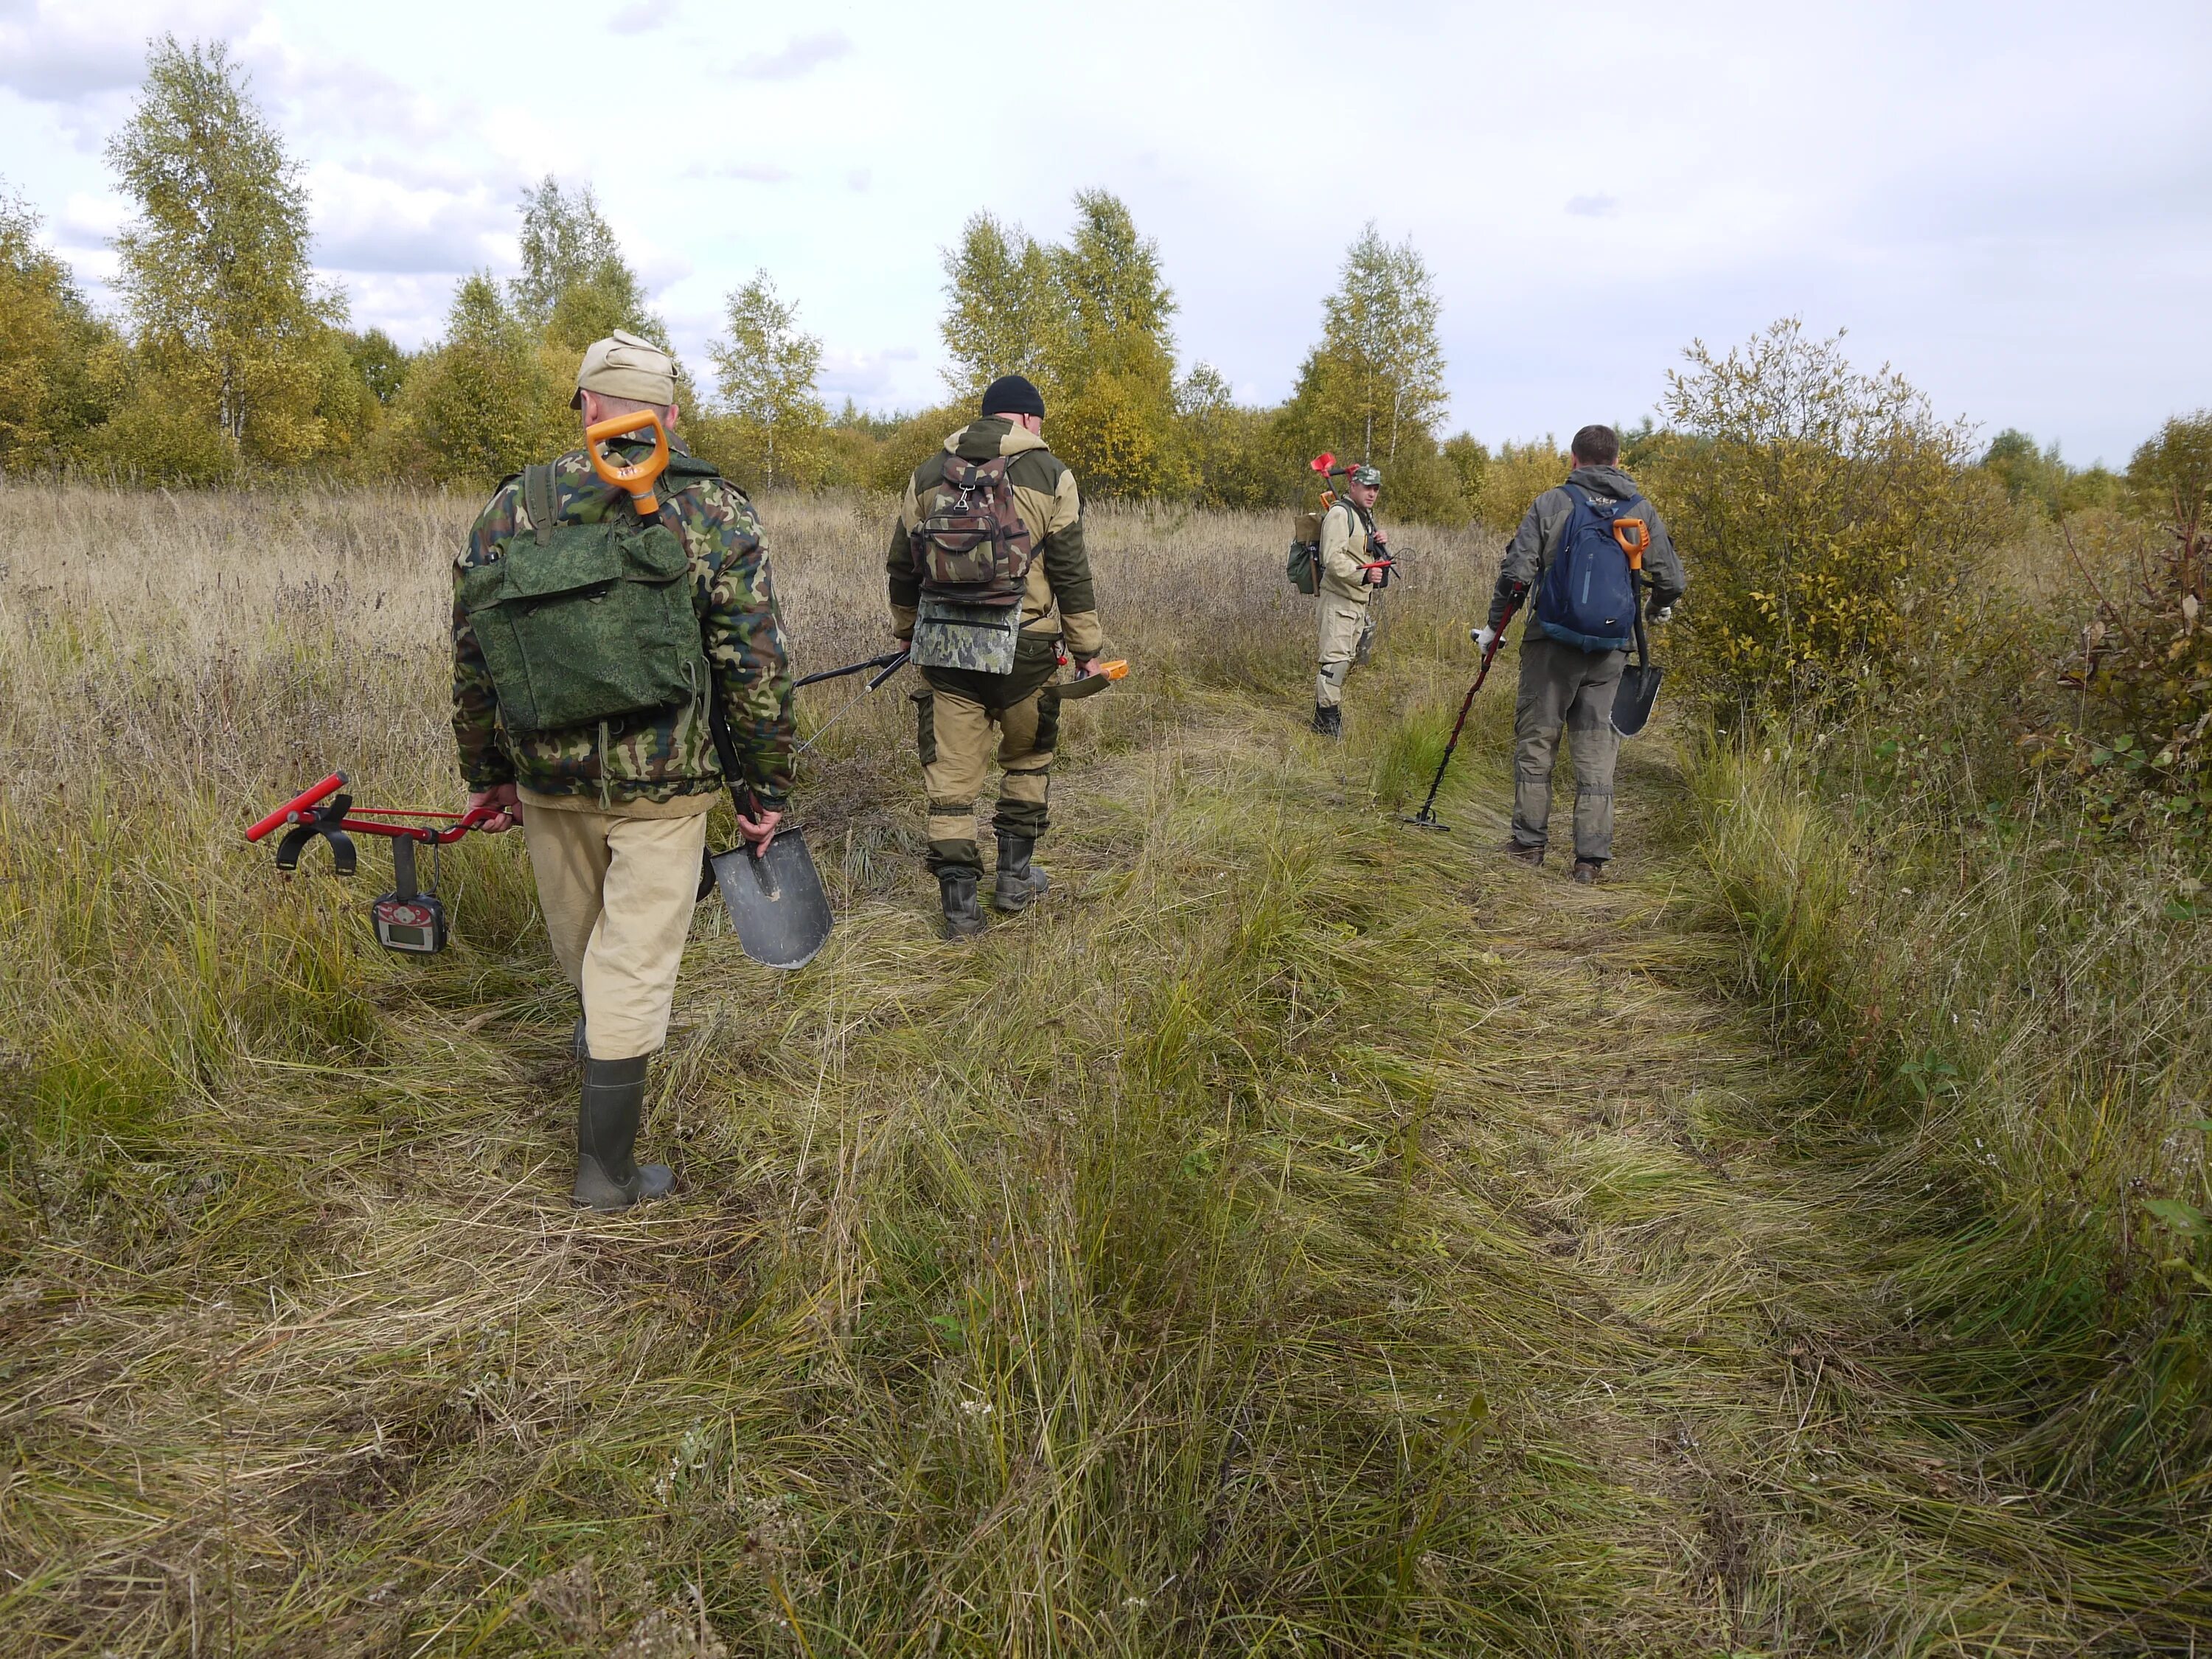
[979,375,1046,420]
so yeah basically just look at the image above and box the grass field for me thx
[3,482,2210,1655]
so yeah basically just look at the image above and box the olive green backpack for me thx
[458,459,716,735]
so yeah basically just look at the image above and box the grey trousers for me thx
[1510,633,1626,862]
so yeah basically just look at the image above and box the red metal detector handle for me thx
[246,773,347,842]
[337,807,502,845]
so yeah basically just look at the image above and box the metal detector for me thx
[1402,589,1525,832]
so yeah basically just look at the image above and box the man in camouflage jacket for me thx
[453,329,796,1208]
[886,374,1105,936]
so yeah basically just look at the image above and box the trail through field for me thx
[7,669,2197,1657]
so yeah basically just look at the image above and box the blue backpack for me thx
[1533,484,1647,653]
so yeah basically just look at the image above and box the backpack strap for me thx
[522,464,558,547]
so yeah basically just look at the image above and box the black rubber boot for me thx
[572,1055,675,1211]
[992,832,1051,913]
[1312,703,1342,738]
[939,869,987,939]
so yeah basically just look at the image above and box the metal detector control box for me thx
[371,838,448,953]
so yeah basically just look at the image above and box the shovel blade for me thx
[709,828,834,970]
[1610,663,1663,738]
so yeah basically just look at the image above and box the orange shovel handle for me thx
[585,408,671,517]
[1613,518,1650,571]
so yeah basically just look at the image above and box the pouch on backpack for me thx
[459,512,706,735]
[911,453,1034,605]
[1533,484,1644,653]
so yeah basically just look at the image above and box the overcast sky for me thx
[2,0,2206,464]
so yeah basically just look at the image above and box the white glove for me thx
[1471,625,1499,653]
[1652,605,1674,625]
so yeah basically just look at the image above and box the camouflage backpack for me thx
[456,461,712,736]
[1287,504,1326,596]
[910,453,1035,605]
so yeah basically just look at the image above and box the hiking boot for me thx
[1571,858,1606,885]
[572,1055,675,1211]
[992,831,1051,914]
[939,869,987,939]
[1498,838,1544,869]
[1312,702,1342,739]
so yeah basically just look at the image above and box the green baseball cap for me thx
[571,328,677,408]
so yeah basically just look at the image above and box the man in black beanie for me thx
[885,375,1108,936]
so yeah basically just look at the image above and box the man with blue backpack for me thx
[1473,425,1684,883]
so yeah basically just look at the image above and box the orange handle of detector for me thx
[585,408,671,517]
[1613,518,1650,571]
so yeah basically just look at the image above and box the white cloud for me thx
[608,0,668,33]
[731,30,851,81]
[685,161,795,184]
[1565,195,1618,219]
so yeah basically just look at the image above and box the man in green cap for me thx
[451,327,797,1208]
[886,373,1107,937]
[1312,462,1391,737]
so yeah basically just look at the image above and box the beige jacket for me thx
[1317,501,1380,605]
[886,418,1105,658]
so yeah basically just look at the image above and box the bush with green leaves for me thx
[1646,319,1987,720]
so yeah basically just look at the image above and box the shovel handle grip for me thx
[585,408,671,516]
[1613,518,1649,570]
[247,773,347,842]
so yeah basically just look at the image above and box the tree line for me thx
[0,34,2179,543]
[0,37,1489,520]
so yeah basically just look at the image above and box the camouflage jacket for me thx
[452,437,797,808]
[886,417,1105,658]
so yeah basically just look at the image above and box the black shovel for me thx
[1611,590,1663,739]
[700,697,835,971]
[708,815,833,970]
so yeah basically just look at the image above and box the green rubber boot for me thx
[571,1055,675,1211]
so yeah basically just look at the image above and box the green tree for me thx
[706,271,827,489]
[1046,189,1182,498]
[343,327,411,405]
[511,176,661,349]
[1648,319,1983,716]
[1288,224,1446,467]
[939,211,1062,399]
[390,273,552,484]
[0,185,124,467]
[105,35,344,467]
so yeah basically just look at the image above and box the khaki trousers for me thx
[1510,633,1626,863]
[1315,591,1376,709]
[915,682,1057,875]
[521,803,709,1060]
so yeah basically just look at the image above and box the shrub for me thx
[1647,319,1986,720]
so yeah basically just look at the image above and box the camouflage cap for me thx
[572,329,677,409]
[1348,463,1382,487]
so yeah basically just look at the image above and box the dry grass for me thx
[1,481,2206,1655]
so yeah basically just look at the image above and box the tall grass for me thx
[5,479,2209,1653]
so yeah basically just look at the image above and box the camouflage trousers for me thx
[914,680,1059,876]
[1315,592,1376,709]
[1509,633,1626,863]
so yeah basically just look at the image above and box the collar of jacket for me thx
[1565,464,1639,499]
[947,417,1049,462]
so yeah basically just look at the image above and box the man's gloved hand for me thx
[1651,605,1674,625]
[1471,625,1500,653]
